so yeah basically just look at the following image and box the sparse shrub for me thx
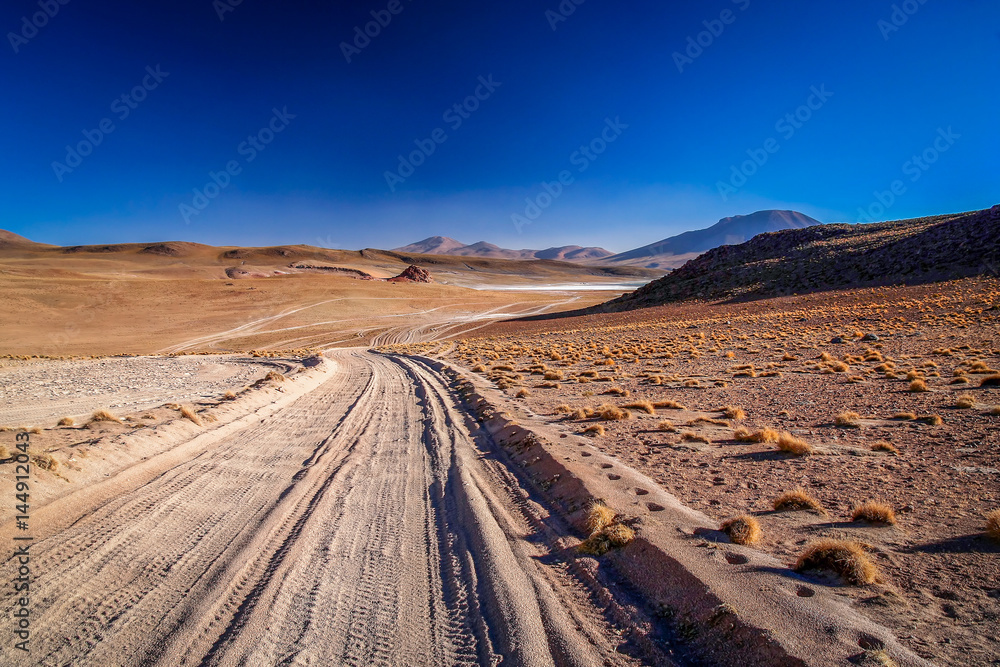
[681,431,711,444]
[585,502,616,533]
[572,407,595,420]
[578,502,635,555]
[720,406,746,420]
[180,406,203,426]
[891,412,916,421]
[596,405,631,421]
[657,420,676,432]
[871,440,899,455]
[688,416,729,427]
[582,424,605,436]
[90,409,122,424]
[535,381,561,389]
[652,399,686,410]
[472,364,487,372]
[543,370,564,381]
[795,539,877,585]
[776,432,811,455]
[623,400,655,415]
[990,406,1000,416]
[980,374,1000,387]
[734,427,780,443]
[57,416,74,427]
[908,379,929,392]
[852,502,896,525]
[773,488,825,513]
[955,393,976,409]
[515,388,531,398]
[986,510,1000,540]
[554,404,572,413]
[915,414,943,426]
[0,445,9,460]
[720,515,761,545]
[223,390,237,400]
[835,411,861,428]
[265,371,285,382]
[602,386,628,396]
[29,451,58,471]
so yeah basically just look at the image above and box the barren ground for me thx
[387,278,1000,665]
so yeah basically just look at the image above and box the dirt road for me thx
[0,350,637,666]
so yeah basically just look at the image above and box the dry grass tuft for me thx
[773,488,825,513]
[585,502,617,532]
[955,393,976,409]
[623,400,656,415]
[180,406,203,426]
[871,440,899,455]
[57,416,74,427]
[776,432,812,455]
[915,414,943,426]
[652,399,686,410]
[852,501,897,525]
[472,364,487,372]
[602,386,628,396]
[720,515,761,545]
[980,374,1000,387]
[681,431,711,444]
[90,409,122,424]
[265,370,286,383]
[656,420,677,432]
[582,424,605,437]
[991,406,1000,416]
[986,510,1000,541]
[223,390,237,400]
[908,379,929,392]
[891,412,916,421]
[733,427,780,443]
[795,539,878,585]
[835,411,862,427]
[596,404,631,421]
[515,388,531,398]
[720,406,746,420]
[29,450,58,471]
[0,445,10,460]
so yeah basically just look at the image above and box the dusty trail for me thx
[0,351,632,666]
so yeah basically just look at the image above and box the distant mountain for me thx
[604,210,821,269]
[392,237,613,263]
[601,206,1000,311]
[0,229,53,249]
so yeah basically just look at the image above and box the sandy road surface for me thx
[0,350,633,666]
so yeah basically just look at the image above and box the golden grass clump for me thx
[657,420,677,432]
[180,406,203,426]
[602,386,628,396]
[955,393,976,409]
[29,450,58,471]
[585,502,616,533]
[90,409,122,424]
[623,400,655,415]
[720,406,746,420]
[733,427,780,443]
[681,431,711,444]
[795,539,878,585]
[582,424,605,436]
[554,404,572,413]
[515,388,531,398]
[720,515,761,545]
[572,407,595,420]
[776,432,812,455]
[596,404,631,421]
[265,370,285,383]
[773,488,825,513]
[852,501,896,525]
[834,411,861,427]
[472,364,487,372]
[57,416,74,427]
[990,406,1000,416]
[980,374,1000,387]
[871,440,899,455]
[986,510,1000,540]
[0,445,10,460]
[223,390,237,400]
[652,399,686,410]
[891,412,916,421]
[908,379,929,392]
[915,414,943,426]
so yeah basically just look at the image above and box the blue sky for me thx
[2,0,997,252]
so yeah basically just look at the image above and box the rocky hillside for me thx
[393,237,612,263]
[603,206,999,310]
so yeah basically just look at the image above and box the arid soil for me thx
[0,351,653,666]
[388,278,1000,665]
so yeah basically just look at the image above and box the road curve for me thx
[1,351,631,666]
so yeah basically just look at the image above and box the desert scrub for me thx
[915,414,943,426]
[602,386,628,396]
[623,400,655,415]
[908,379,929,392]
[733,427,779,443]
[852,502,896,525]
[29,450,58,471]
[180,406,203,426]
[720,406,746,420]
[834,411,861,428]
[57,416,75,427]
[955,393,976,409]
[870,440,899,455]
[680,431,711,444]
[652,399,686,410]
[773,488,825,514]
[795,539,877,585]
[776,432,811,455]
[90,409,122,424]
[720,515,761,545]
[515,388,531,398]
[582,424,605,437]
[980,374,1000,387]
[265,370,285,382]
[986,510,1000,540]
[596,405,631,421]
[578,502,635,556]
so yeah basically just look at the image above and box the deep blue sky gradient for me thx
[2,0,997,251]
